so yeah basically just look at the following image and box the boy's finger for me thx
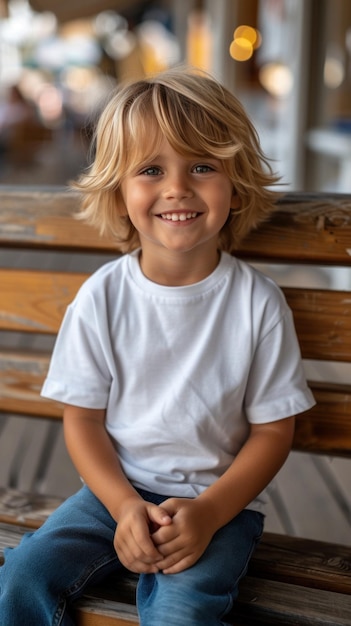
[158,551,196,575]
[148,504,173,527]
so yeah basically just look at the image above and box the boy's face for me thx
[120,138,238,275]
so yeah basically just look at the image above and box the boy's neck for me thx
[138,248,221,287]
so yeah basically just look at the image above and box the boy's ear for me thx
[231,192,241,209]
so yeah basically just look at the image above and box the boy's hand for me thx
[114,497,172,573]
[151,497,217,575]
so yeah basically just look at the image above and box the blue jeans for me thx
[0,485,263,626]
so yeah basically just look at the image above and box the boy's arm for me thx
[199,415,296,529]
[63,404,171,573]
[63,405,134,515]
[152,416,295,574]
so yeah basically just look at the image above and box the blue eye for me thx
[193,164,213,173]
[140,166,161,176]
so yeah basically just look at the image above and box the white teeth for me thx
[160,212,198,221]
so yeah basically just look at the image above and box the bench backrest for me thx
[1,187,351,458]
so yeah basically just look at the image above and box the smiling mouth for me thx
[159,212,199,222]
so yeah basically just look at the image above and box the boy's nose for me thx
[163,174,193,200]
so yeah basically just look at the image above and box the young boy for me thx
[0,67,315,626]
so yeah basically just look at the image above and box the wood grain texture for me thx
[249,532,351,595]
[233,577,351,625]
[295,382,351,456]
[239,192,351,265]
[284,288,351,362]
[0,269,87,333]
[0,489,64,528]
[76,614,137,626]
[0,187,117,252]
[0,350,62,418]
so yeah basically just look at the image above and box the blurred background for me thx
[1,0,351,192]
[0,0,350,544]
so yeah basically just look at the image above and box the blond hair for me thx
[73,66,279,252]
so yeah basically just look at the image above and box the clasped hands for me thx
[114,496,217,575]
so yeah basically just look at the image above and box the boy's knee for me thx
[1,539,55,592]
[138,572,228,625]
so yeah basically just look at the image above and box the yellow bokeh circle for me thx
[229,38,253,62]
[229,24,262,62]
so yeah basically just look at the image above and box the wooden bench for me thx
[0,186,350,625]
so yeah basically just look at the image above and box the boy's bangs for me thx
[123,113,206,172]
[164,116,210,158]
[121,80,241,171]
[152,84,237,159]
[123,110,163,174]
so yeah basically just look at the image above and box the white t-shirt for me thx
[41,250,315,512]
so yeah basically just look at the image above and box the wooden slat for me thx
[76,614,137,626]
[284,287,351,362]
[293,382,351,456]
[248,531,351,595]
[0,187,117,252]
[0,350,62,418]
[232,577,351,625]
[1,188,351,264]
[238,192,351,265]
[75,601,138,626]
[0,489,64,528]
[0,269,87,333]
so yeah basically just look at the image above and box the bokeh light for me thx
[259,62,294,98]
[229,24,261,62]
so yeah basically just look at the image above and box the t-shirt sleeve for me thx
[41,290,112,409]
[244,298,315,424]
